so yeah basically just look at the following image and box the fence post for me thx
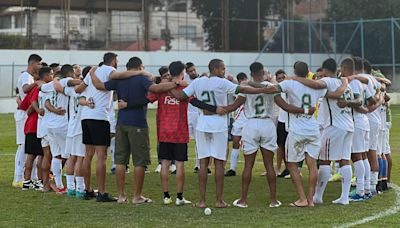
[282,19,285,71]
[391,17,396,83]
[360,18,364,59]
[11,62,15,97]
[333,20,337,61]
[308,18,312,70]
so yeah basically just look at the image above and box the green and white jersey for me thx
[320,77,354,132]
[64,87,84,137]
[239,81,275,119]
[37,89,52,138]
[349,79,369,131]
[279,80,326,136]
[359,73,382,125]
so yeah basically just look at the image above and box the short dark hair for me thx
[322,58,337,73]
[363,59,372,74]
[275,69,286,76]
[340,58,355,73]
[103,52,117,64]
[154,76,162,84]
[98,62,104,67]
[158,66,169,76]
[126,57,142,69]
[39,66,52,79]
[41,62,48,67]
[169,61,185,76]
[185,62,195,70]
[316,67,323,73]
[208,59,224,72]
[60,64,74,76]
[352,56,364,72]
[236,72,247,81]
[294,61,309,77]
[249,62,264,75]
[28,54,42,63]
[81,66,92,79]
[49,63,60,69]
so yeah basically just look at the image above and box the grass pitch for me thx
[0,106,399,227]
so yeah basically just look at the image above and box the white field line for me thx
[335,184,400,228]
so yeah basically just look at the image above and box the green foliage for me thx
[0,34,28,49]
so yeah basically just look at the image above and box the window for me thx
[54,16,62,28]
[178,25,196,38]
[80,18,89,28]
[0,15,12,29]
[14,14,25,28]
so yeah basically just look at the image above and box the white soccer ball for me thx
[204,207,212,215]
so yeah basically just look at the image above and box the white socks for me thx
[110,136,116,169]
[354,160,365,196]
[51,158,64,189]
[66,175,75,190]
[31,157,38,181]
[371,171,378,192]
[313,165,331,204]
[229,148,240,171]
[75,176,85,193]
[363,159,371,193]
[332,165,352,205]
[14,145,26,182]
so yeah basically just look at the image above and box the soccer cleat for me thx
[12,181,24,188]
[349,193,365,202]
[163,197,173,205]
[171,170,176,175]
[75,191,85,199]
[329,173,342,182]
[84,190,97,200]
[193,167,199,173]
[33,180,43,191]
[364,192,373,200]
[125,165,130,174]
[96,192,117,202]
[67,189,76,197]
[278,169,290,178]
[169,164,177,173]
[54,186,67,194]
[284,174,291,179]
[22,180,33,190]
[382,180,389,191]
[348,188,357,198]
[207,168,212,175]
[155,164,162,173]
[225,169,236,177]
[145,167,150,174]
[176,197,192,206]
[110,167,116,175]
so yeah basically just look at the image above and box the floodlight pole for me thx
[391,17,396,84]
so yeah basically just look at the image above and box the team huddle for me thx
[11,52,392,208]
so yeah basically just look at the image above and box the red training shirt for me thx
[19,86,39,135]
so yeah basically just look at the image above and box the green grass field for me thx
[0,107,399,227]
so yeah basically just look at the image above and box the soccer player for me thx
[173,59,277,208]
[13,54,42,188]
[225,72,248,177]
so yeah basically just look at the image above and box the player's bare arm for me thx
[109,69,153,80]
[78,96,94,109]
[347,75,369,84]
[45,99,66,115]
[222,96,246,113]
[89,68,107,90]
[291,76,327,89]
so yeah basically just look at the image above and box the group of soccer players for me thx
[11,52,392,208]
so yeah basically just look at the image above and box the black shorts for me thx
[82,119,110,146]
[277,121,288,146]
[25,133,43,156]
[158,142,188,162]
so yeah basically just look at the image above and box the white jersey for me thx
[37,90,50,138]
[15,71,34,121]
[80,65,115,121]
[349,79,370,131]
[239,81,275,119]
[43,78,71,129]
[278,92,288,123]
[279,80,327,136]
[64,87,84,137]
[183,76,239,133]
[358,74,381,125]
[320,77,354,132]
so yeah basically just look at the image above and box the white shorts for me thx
[369,121,381,151]
[188,112,199,139]
[384,128,391,154]
[231,112,247,137]
[41,135,50,147]
[66,134,85,157]
[285,132,320,163]
[195,130,227,161]
[14,110,27,145]
[241,118,277,155]
[47,127,68,159]
[320,126,353,161]
[352,128,369,153]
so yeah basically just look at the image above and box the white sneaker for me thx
[175,197,191,206]
[169,164,177,173]
[163,197,173,205]
[155,164,161,173]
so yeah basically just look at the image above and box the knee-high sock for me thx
[378,157,383,179]
[382,159,388,179]
[75,176,85,193]
[51,158,64,189]
[370,171,378,192]
[354,160,365,195]
[229,149,240,171]
[340,165,352,201]
[66,175,75,190]
[363,159,371,192]
[31,157,38,181]
[110,136,116,169]
[14,145,26,182]
[313,165,331,203]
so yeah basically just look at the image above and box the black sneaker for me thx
[96,192,117,202]
[376,181,383,192]
[83,190,97,200]
[382,180,389,191]
[22,180,33,190]
[225,169,236,177]
[278,169,290,178]
[194,167,199,173]
[171,170,176,175]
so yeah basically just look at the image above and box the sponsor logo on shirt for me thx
[164,96,180,105]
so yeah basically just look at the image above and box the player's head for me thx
[352,56,364,73]
[250,62,264,78]
[72,64,81,78]
[28,54,42,73]
[208,59,225,77]
[293,61,309,78]
[126,57,143,71]
[60,64,74,78]
[50,63,61,74]
[158,66,170,81]
[236,72,248,84]
[39,66,53,82]
[363,59,372,74]
[322,58,337,76]
[169,61,185,80]
[340,58,355,77]
[103,52,118,68]
[41,62,48,67]
[316,67,324,79]
[186,62,198,79]
[81,66,92,79]
[275,69,286,82]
